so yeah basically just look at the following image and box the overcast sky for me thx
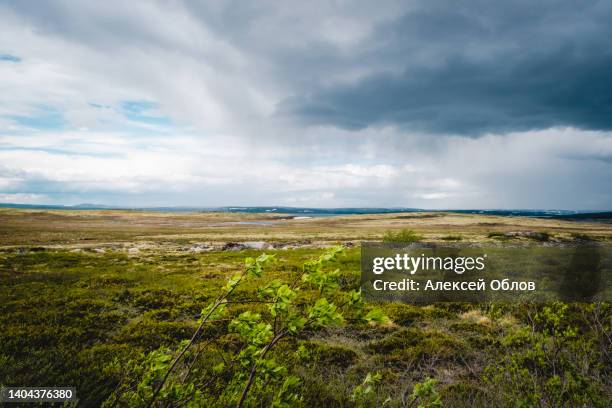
[1,0,611,209]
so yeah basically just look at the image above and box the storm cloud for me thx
[0,0,611,209]
[280,1,612,135]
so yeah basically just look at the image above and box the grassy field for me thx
[0,209,610,407]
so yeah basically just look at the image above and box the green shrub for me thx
[352,372,384,408]
[367,328,467,365]
[570,232,592,241]
[529,232,550,242]
[484,302,610,407]
[407,377,442,407]
[108,248,389,407]
[440,234,463,241]
[382,229,422,243]
[304,342,358,369]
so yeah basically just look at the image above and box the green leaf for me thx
[270,284,297,317]
[308,298,344,327]
[229,311,273,347]
[212,362,225,374]
[286,314,307,334]
[200,302,226,322]
[226,272,242,290]
[258,279,283,300]
[246,253,276,277]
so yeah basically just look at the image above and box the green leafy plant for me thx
[109,247,389,407]
[352,372,383,407]
[406,377,442,408]
[484,302,609,407]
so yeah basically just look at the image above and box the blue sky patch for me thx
[0,53,20,62]
[8,106,65,129]
[120,100,172,126]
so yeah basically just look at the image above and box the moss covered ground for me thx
[0,209,610,406]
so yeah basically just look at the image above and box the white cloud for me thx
[0,2,611,209]
[0,193,47,204]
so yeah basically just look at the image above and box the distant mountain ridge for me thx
[1,202,611,220]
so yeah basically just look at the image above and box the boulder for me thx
[222,241,271,251]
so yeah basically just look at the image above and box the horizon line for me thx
[1,202,611,214]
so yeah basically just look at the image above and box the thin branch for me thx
[237,330,288,408]
[148,271,245,407]
[181,337,215,385]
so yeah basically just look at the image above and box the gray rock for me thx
[222,241,271,251]
[189,244,211,253]
[243,241,271,250]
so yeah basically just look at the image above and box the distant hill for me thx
[550,211,612,221]
[0,203,610,220]
[72,203,115,209]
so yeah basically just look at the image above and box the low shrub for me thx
[441,234,463,241]
[382,229,423,243]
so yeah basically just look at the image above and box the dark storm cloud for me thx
[11,0,612,137]
[279,0,612,135]
[1,0,611,209]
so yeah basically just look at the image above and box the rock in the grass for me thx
[243,241,271,250]
[128,247,140,254]
[222,242,246,251]
[29,247,46,252]
[70,248,82,253]
[93,248,106,253]
[189,244,211,253]
[222,241,271,251]
[504,231,550,241]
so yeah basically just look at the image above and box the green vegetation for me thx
[571,232,592,241]
[529,231,550,242]
[383,229,423,244]
[351,372,384,407]
[440,235,463,241]
[408,378,442,408]
[107,247,389,407]
[484,302,610,407]
[0,210,610,407]
[1,246,609,406]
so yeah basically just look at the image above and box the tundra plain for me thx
[1,209,610,407]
